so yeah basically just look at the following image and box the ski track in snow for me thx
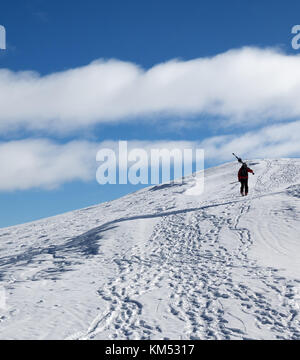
[1,159,300,340]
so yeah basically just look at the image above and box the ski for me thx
[232,153,243,163]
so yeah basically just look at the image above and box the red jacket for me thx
[238,167,253,181]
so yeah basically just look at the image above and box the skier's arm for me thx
[247,168,254,175]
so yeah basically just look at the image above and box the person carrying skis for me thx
[238,163,254,196]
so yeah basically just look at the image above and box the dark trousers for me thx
[240,179,248,194]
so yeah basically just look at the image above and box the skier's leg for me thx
[245,179,249,195]
[240,180,245,195]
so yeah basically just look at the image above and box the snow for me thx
[0,158,300,340]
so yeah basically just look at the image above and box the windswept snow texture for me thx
[0,159,300,340]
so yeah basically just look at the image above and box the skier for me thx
[238,163,254,196]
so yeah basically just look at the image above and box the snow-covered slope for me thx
[0,158,300,340]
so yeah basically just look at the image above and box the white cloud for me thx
[0,121,299,191]
[0,139,98,191]
[201,120,300,162]
[2,47,300,133]
[0,139,199,191]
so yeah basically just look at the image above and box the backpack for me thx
[240,166,248,177]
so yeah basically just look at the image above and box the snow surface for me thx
[0,158,300,340]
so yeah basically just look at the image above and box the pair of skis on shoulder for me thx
[232,153,246,165]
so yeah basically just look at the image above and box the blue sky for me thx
[1,0,300,227]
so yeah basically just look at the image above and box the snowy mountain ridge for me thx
[0,158,300,340]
